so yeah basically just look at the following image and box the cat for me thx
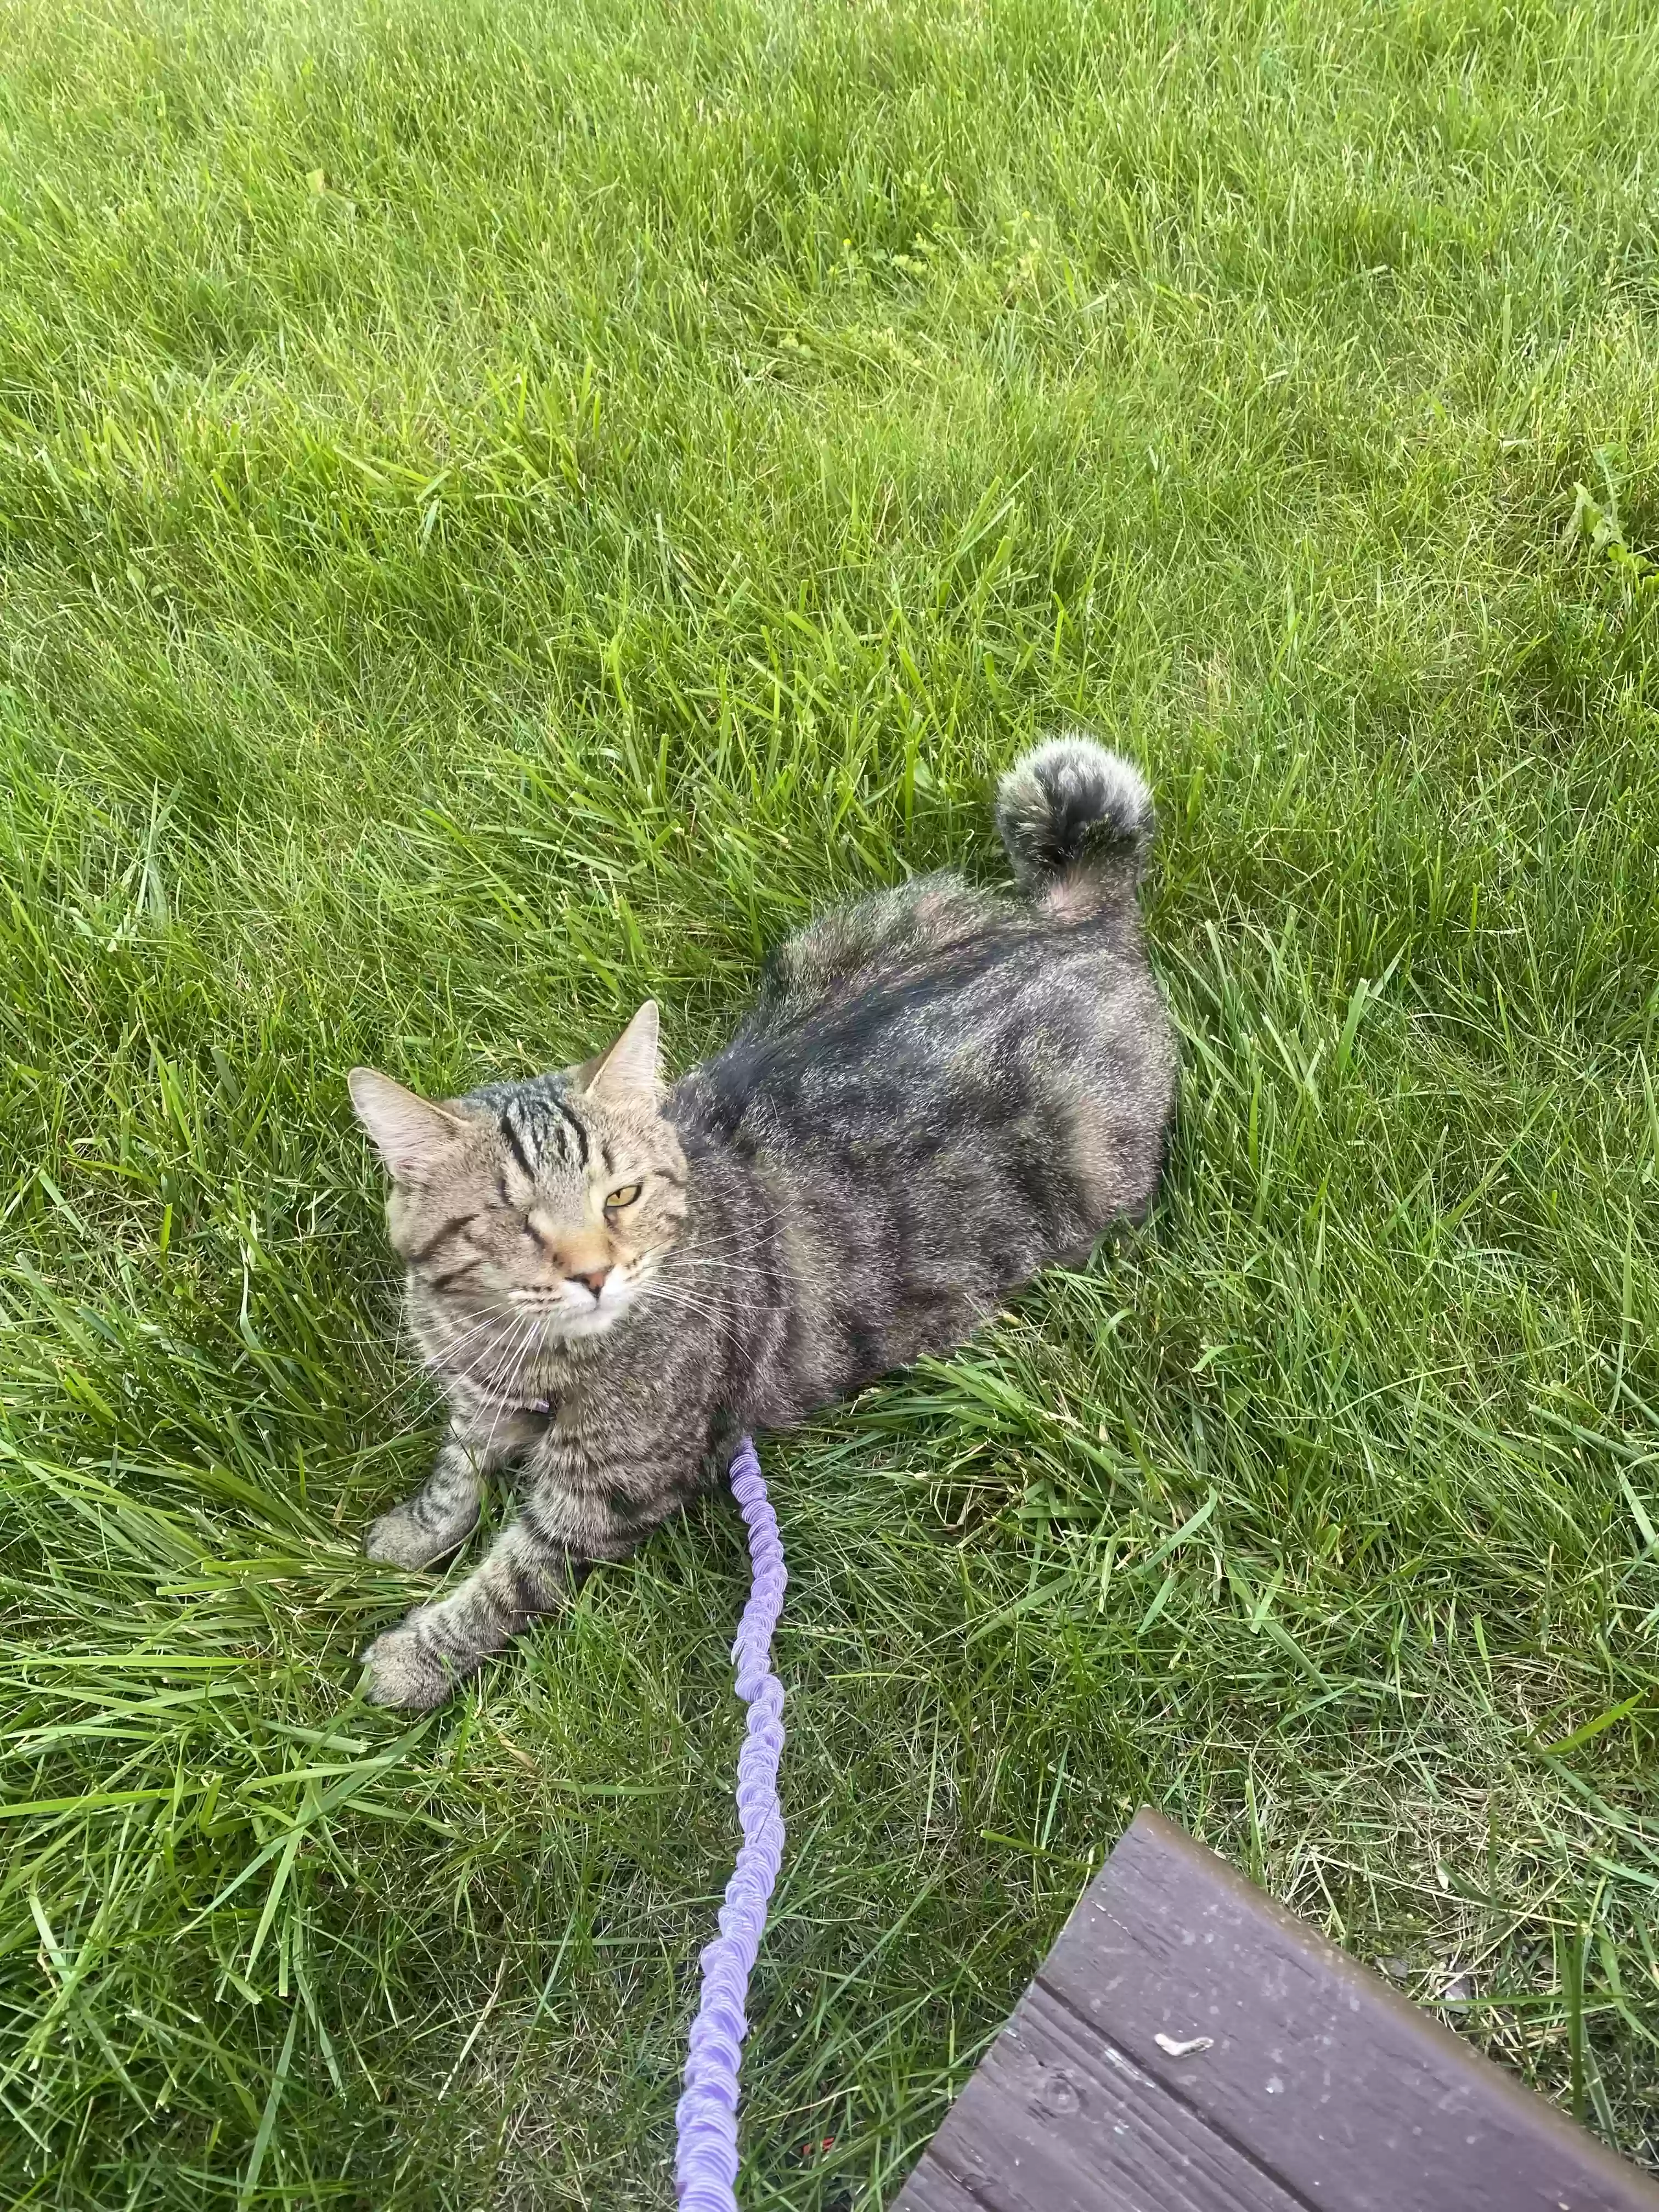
[349,735,1176,1709]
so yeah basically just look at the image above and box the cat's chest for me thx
[518,1336,682,1443]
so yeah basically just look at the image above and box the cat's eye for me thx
[605,1181,642,1210]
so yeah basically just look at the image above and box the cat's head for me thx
[348,1002,687,1344]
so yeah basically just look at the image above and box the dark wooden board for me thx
[890,1808,1659,2212]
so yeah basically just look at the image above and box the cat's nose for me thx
[569,1267,610,1299]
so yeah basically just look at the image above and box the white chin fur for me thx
[556,1302,620,1338]
[533,1279,636,1339]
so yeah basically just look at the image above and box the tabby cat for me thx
[350,736,1176,1708]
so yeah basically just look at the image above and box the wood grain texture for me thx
[893,2160,989,2212]
[890,1808,1659,2211]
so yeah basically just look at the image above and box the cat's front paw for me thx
[365,1504,466,1570]
[359,1623,464,1711]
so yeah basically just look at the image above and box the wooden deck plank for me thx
[906,1976,1314,2212]
[890,1808,1659,2211]
[893,2161,988,2212]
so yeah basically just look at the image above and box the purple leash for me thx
[675,1436,788,2210]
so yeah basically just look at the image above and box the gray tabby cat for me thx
[349,736,1176,1709]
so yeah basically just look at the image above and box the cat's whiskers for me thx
[482,1316,546,1459]
[436,1304,520,1369]
[417,1300,520,1371]
[672,1214,786,1257]
[661,1257,797,1302]
[429,1311,511,1369]
[637,1280,755,1363]
[444,1314,539,1403]
[651,1282,788,1334]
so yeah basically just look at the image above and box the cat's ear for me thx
[578,1001,662,1105]
[348,1069,466,1182]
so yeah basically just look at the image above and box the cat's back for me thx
[663,742,1175,1411]
[670,866,1165,1155]
[742,873,1010,1028]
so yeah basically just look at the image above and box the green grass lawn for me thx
[4,0,1659,2202]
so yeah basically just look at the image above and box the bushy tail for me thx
[995,733,1155,917]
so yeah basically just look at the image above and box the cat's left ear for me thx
[579,1001,662,1104]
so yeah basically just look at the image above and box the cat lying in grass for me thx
[349,736,1176,1709]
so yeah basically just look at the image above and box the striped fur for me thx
[351,736,1176,1708]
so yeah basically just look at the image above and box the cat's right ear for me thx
[348,1069,466,1183]
[575,1001,662,1105]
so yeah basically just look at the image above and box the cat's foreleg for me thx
[363,1412,540,1570]
[359,1460,686,1710]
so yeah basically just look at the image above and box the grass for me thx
[3,0,1659,2200]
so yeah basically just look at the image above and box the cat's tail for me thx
[994,733,1155,919]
